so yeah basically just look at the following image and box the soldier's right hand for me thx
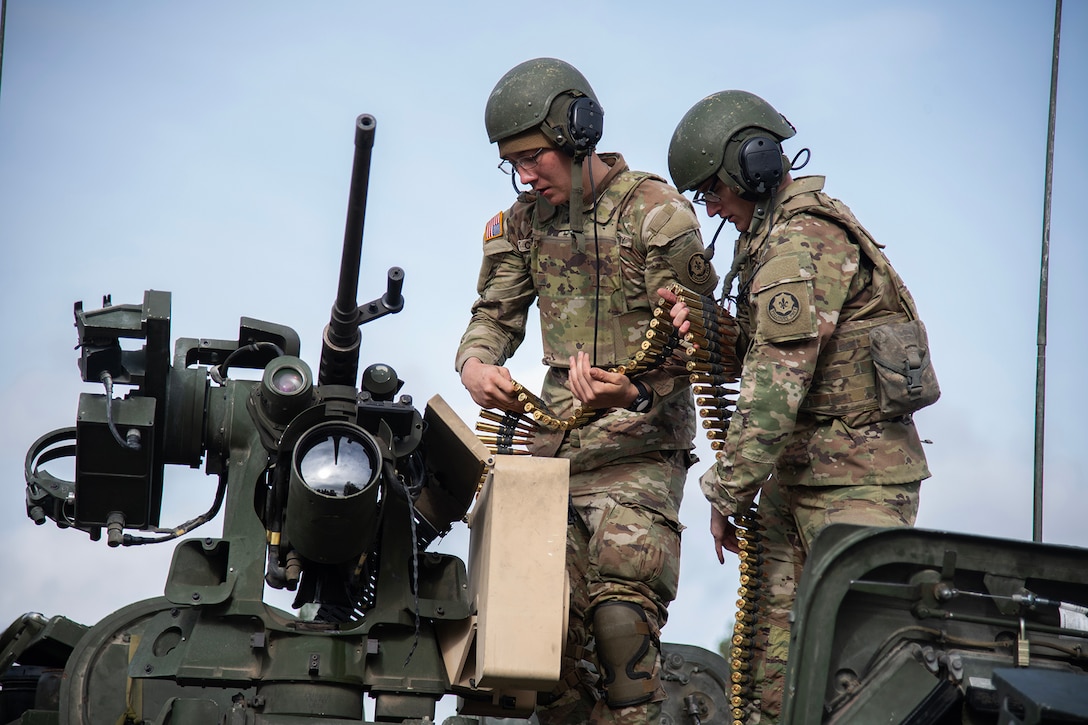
[656,286,693,338]
[460,358,520,412]
[710,506,741,563]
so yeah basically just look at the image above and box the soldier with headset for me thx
[455,58,718,723]
[663,90,937,723]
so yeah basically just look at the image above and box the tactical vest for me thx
[530,170,662,368]
[762,179,923,423]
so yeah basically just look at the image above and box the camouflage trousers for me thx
[536,452,687,725]
[741,477,920,724]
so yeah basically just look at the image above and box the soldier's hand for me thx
[656,286,692,337]
[567,351,638,410]
[460,358,519,412]
[710,506,741,563]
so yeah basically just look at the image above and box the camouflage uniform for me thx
[700,175,930,722]
[456,153,718,723]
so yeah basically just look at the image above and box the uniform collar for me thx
[590,153,628,203]
[774,175,825,206]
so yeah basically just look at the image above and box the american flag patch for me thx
[483,211,504,241]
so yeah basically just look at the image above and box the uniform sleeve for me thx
[642,198,719,298]
[454,208,537,373]
[634,192,719,399]
[702,217,861,517]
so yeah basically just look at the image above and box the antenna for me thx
[1032,0,1063,543]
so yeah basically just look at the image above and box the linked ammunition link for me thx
[471,409,529,500]
[474,409,534,457]
[730,508,765,725]
[665,284,742,451]
[512,380,601,432]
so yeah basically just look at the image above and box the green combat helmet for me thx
[484,57,603,158]
[668,90,796,196]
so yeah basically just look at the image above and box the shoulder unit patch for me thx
[768,290,801,324]
[687,251,713,286]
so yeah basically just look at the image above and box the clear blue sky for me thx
[1,1,1085,718]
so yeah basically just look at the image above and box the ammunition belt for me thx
[659,288,761,725]
[670,286,742,451]
[474,284,743,459]
[730,508,765,725]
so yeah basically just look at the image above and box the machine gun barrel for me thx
[320,113,377,386]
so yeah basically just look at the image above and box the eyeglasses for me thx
[498,148,547,175]
[692,186,722,206]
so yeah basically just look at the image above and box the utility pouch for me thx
[869,319,940,416]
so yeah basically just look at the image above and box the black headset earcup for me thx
[567,96,604,153]
[738,135,784,194]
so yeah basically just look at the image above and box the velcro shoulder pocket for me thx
[645,202,700,248]
[752,253,817,343]
[476,235,520,292]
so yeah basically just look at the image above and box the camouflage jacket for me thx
[701,176,931,517]
[456,153,718,473]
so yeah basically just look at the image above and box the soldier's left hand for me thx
[567,351,639,410]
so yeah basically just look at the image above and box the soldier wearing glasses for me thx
[455,58,718,724]
[664,90,933,723]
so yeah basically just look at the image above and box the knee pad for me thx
[592,601,660,708]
